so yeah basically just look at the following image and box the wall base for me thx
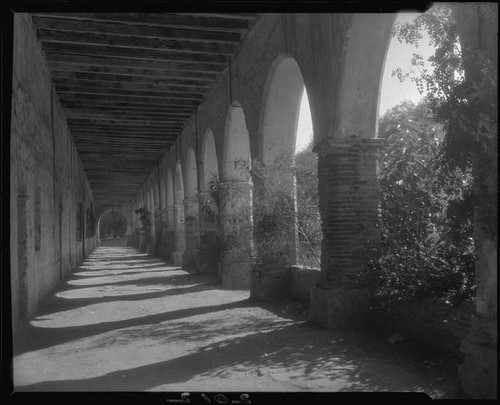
[250,266,290,301]
[182,249,199,271]
[221,261,251,289]
[172,251,184,267]
[309,286,371,329]
[458,316,497,399]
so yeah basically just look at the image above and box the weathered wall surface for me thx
[10,13,95,332]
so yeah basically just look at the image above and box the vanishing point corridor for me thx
[14,247,460,395]
[6,8,496,399]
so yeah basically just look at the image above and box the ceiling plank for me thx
[175,13,259,20]
[32,16,243,43]
[48,62,218,81]
[53,79,209,94]
[35,13,253,32]
[65,112,188,121]
[45,52,225,73]
[61,105,194,115]
[58,93,200,106]
[56,87,203,101]
[41,42,228,64]
[50,71,214,86]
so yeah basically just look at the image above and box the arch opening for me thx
[97,210,128,247]
[257,55,320,292]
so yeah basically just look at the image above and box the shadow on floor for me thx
[14,297,253,355]
[13,247,462,397]
[17,320,460,395]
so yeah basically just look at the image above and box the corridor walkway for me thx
[13,247,461,396]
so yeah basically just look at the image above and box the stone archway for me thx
[97,209,128,247]
[252,55,307,299]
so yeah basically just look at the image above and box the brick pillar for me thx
[219,179,254,288]
[172,202,185,266]
[198,190,221,274]
[183,196,200,270]
[309,136,384,328]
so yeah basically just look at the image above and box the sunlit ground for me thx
[13,247,460,396]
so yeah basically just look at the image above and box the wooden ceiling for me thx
[31,13,259,202]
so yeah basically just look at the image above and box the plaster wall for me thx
[10,13,95,331]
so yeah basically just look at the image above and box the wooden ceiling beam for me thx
[72,133,179,140]
[175,13,259,20]
[56,87,203,101]
[41,42,228,64]
[37,29,239,55]
[69,119,183,127]
[35,13,253,32]
[58,92,199,106]
[50,70,213,86]
[32,16,243,43]
[65,112,188,121]
[72,132,179,139]
[45,52,226,73]
[48,63,218,81]
[61,105,194,115]
[53,79,209,95]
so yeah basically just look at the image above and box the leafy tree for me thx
[370,100,475,304]
[368,3,496,305]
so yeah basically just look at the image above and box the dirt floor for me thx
[12,247,464,397]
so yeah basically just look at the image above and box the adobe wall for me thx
[10,13,95,332]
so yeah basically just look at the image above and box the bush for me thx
[368,100,475,305]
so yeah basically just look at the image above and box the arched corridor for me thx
[13,246,460,395]
[5,6,497,398]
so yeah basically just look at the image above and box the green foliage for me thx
[221,143,321,268]
[369,3,497,305]
[135,207,151,239]
[200,176,221,225]
[371,99,475,304]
